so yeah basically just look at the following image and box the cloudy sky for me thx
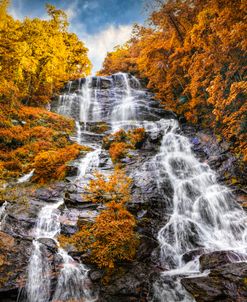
[9,0,148,73]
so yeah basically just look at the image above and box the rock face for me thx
[0,73,246,302]
[0,231,32,301]
[182,262,247,302]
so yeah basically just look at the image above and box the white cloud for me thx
[79,24,133,74]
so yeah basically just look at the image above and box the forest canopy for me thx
[0,0,91,105]
[0,0,91,182]
[99,0,247,161]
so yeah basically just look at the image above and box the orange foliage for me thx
[32,144,84,183]
[0,103,84,181]
[99,0,247,161]
[109,142,130,163]
[60,169,139,269]
[103,128,146,163]
[86,168,132,204]
[128,127,146,147]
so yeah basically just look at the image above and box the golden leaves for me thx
[99,0,247,161]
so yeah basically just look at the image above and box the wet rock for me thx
[182,249,205,263]
[35,184,65,202]
[37,238,58,253]
[0,231,32,295]
[89,270,104,282]
[65,192,83,204]
[137,235,158,262]
[97,262,152,302]
[199,250,247,271]
[66,165,78,177]
[2,201,42,238]
[182,262,247,302]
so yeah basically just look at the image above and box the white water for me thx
[152,119,247,301]
[0,201,7,230]
[17,169,34,184]
[19,73,247,301]
[53,248,96,302]
[22,199,96,302]
[58,76,102,129]
[77,148,101,179]
[25,200,62,302]
[111,72,139,131]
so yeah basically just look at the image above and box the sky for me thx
[9,0,148,74]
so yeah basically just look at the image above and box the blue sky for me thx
[9,0,148,73]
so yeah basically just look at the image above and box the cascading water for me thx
[20,199,96,302]
[18,73,247,302]
[17,169,35,184]
[152,119,247,301]
[0,201,7,230]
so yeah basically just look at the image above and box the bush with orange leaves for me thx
[86,168,132,204]
[0,103,84,182]
[59,168,139,269]
[32,144,91,184]
[103,128,146,163]
[109,142,130,163]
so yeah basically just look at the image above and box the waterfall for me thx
[111,72,139,131]
[77,148,101,179]
[0,201,7,230]
[17,169,34,184]
[20,199,96,302]
[152,119,247,301]
[18,73,247,301]
[52,248,94,302]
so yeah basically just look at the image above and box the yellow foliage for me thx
[0,3,92,182]
[0,3,91,105]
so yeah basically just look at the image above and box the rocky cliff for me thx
[0,73,246,302]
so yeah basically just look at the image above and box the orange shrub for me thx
[86,168,132,204]
[60,169,138,269]
[128,128,146,148]
[61,202,138,269]
[32,144,83,183]
[103,128,146,164]
[109,142,130,163]
[0,103,78,181]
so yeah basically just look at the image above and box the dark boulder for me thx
[200,250,247,271]
[0,231,32,297]
[182,262,247,302]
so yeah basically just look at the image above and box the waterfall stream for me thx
[19,73,247,301]
[0,201,7,230]
[152,119,247,301]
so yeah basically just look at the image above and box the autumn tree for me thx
[0,2,91,105]
[60,168,139,269]
[0,2,92,182]
[99,0,247,161]
[102,128,146,163]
